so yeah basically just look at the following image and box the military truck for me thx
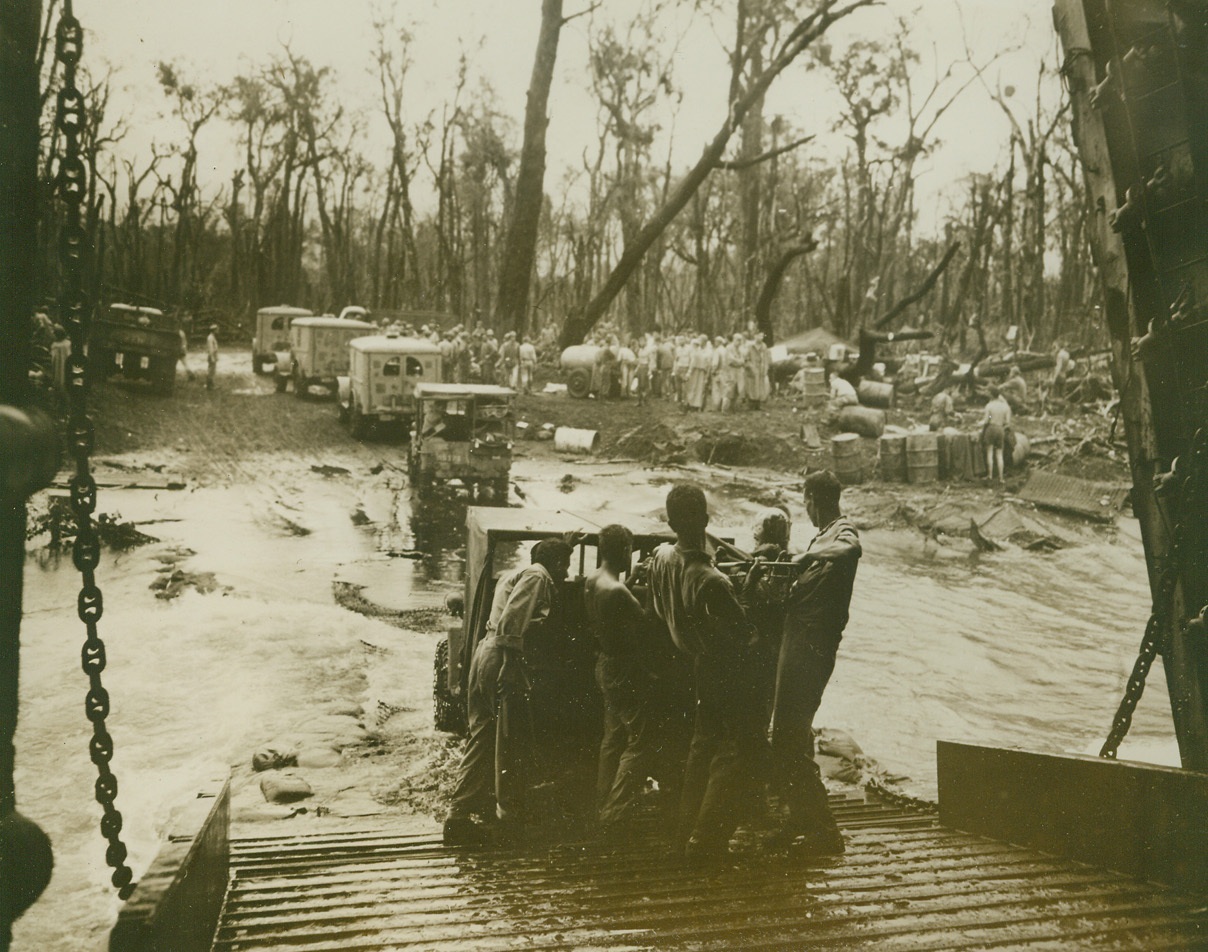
[251,305,313,374]
[88,304,181,395]
[337,333,442,438]
[408,383,516,500]
[277,315,377,396]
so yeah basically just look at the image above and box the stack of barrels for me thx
[813,370,1030,487]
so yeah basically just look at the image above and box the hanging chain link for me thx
[1101,427,1207,760]
[53,0,135,899]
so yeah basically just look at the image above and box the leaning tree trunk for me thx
[495,0,563,337]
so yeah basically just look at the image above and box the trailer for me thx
[88,303,181,395]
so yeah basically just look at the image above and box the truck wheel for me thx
[89,349,112,385]
[274,374,288,394]
[567,368,591,399]
[433,638,465,734]
[350,402,367,439]
[253,355,266,375]
[154,359,175,395]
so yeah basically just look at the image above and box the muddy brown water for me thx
[12,451,1172,950]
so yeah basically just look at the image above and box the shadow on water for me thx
[407,488,514,586]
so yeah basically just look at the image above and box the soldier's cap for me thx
[209,324,218,331]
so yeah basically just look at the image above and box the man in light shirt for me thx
[443,538,575,846]
[205,325,219,390]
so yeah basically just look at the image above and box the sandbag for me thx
[817,728,864,761]
[260,772,313,804]
[252,747,298,772]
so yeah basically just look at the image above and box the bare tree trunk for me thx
[739,41,765,325]
[754,240,815,344]
[1000,144,1016,329]
[496,0,562,336]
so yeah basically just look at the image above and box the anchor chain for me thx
[1100,427,1207,760]
[864,776,939,815]
[53,1,135,899]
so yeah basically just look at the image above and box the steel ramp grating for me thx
[213,794,1208,951]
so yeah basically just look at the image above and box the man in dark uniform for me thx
[771,470,861,857]
[648,485,762,864]
[585,524,652,829]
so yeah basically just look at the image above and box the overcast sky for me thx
[87,0,1063,230]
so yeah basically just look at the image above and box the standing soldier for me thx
[617,339,638,399]
[707,337,725,411]
[685,338,708,411]
[456,332,472,384]
[178,326,194,382]
[648,485,763,864]
[443,539,576,846]
[770,470,860,857]
[980,387,1012,483]
[585,524,653,829]
[636,335,656,406]
[517,335,538,394]
[49,326,71,391]
[745,334,772,409]
[724,333,746,411]
[499,331,520,390]
[655,333,674,399]
[481,331,499,385]
[672,335,691,404]
[438,333,455,382]
[205,324,219,391]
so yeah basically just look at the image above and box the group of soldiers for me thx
[385,322,555,394]
[443,473,862,866]
[585,327,774,410]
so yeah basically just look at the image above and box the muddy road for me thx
[12,351,1173,950]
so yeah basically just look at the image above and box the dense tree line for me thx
[36,0,1101,353]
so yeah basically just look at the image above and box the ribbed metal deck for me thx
[213,794,1207,951]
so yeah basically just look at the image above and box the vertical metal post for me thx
[0,2,54,947]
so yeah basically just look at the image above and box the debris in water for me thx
[26,495,158,550]
[1018,471,1129,522]
[312,464,351,477]
[559,474,578,493]
[151,568,224,600]
[333,581,451,633]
